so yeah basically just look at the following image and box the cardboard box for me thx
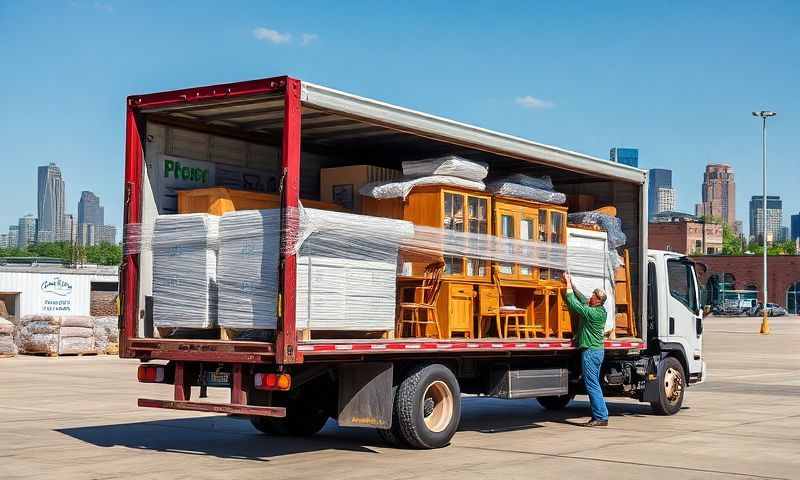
[320,165,400,212]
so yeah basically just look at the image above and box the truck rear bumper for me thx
[138,398,286,417]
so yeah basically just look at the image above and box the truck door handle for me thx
[696,317,703,335]
[669,317,675,335]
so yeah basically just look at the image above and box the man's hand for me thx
[563,271,572,289]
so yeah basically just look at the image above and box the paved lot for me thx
[1,316,799,480]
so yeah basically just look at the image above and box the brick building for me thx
[695,163,736,226]
[649,212,723,255]
[694,255,800,313]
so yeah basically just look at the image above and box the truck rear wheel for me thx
[650,356,685,415]
[395,364,461,449]
[377,386,409,447]
[250,394,329,437]
[536,393,574,410]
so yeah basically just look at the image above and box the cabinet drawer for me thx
[449,283,473,297]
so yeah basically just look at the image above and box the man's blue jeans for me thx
[581,348,608,421]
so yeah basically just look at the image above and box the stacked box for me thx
[152,213,220,329]
[217,208,413,331]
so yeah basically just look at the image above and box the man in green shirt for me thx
[563,272,609,427]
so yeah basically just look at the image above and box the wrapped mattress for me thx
[487,174,566,205]
[152,213,220,329]
[402,156,489,181]
[359,175,485,200]
[217,208,413,330]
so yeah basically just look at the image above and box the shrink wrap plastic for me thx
[124,203,612,332]
[93,316,119,353]
[567,211,626,268]
[567,228,616,334]
[359,175,485,200]
[401,156,489,181]
[152,213,219,328]
[18,315,59,354]
[487,174,566,205]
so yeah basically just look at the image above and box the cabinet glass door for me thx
[466,196,489,277]
[539,210,550,280]
[519,217,535,277]
[550,211,565,280]
[498,213,515,275]
[443,192,464,275]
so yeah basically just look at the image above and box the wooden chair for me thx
[397,262,445,338]
[492,266,539,338]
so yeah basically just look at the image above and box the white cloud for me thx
[515,95,555,110]
[253,27,291,44]
[301,33,319,46]
[94,1,113,13]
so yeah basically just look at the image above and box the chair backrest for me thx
[422,261,445,306]
[491,265,507,308]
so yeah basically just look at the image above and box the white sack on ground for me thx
[59,336,95,355]
[402,156,489,181]
[93,316,119,353]
[152,213,220,329]
[359,175,486,200]
[60,316,95,328]
[0,318,16,356]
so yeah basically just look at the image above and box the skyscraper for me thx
[696,164,735,225]
[61,214,77,244]
[18,215,37,248]
[8,226,19,249]
[78,191,104,226]
[77,223,96,247]
[37,163,65,242]
[791,213,800,241]
[610,147,639,167]
[648,168,672,219]
[99,225,117,244]
[0,234,9,249]
[749,195,782,244]
[656,187,676,214]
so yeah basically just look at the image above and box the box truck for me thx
[122,76,704,448]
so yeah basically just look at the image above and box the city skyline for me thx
[3,162,116,248]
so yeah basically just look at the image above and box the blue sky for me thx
[1,1,798,236]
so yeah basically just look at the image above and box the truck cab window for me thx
[667,259,698,313]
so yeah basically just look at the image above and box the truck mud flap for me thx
[337,362,393,429]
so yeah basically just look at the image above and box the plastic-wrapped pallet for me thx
[487,174,567,205]
[567,227,616,334]
[217,208,413,331]
[0,318,16,356]
[17,315,60,354]
[152,213,220,329]
[57,316,95,355]
[402,156,489,181]
[93,316,119,354]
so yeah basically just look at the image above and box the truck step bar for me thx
[138,398,286,417]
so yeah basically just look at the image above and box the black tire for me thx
[377,386,410,447]
[536,393,575,410]
[395,364,461,449]
[250,394,329,437]
[650,356,686,416]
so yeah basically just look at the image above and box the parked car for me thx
[750,303,787,317]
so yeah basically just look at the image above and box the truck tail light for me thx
[254,373,291,391]
[138,365,166,383]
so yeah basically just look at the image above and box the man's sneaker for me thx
[583,419,608,427]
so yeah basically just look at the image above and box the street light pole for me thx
[753,110,776,334]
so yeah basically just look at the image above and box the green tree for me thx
[721,223,743,255]
[0,241,122,265]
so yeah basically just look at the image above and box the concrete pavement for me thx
[1,316,799,479]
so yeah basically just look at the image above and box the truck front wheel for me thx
[650,356,685,415]
[395,364,461,449]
